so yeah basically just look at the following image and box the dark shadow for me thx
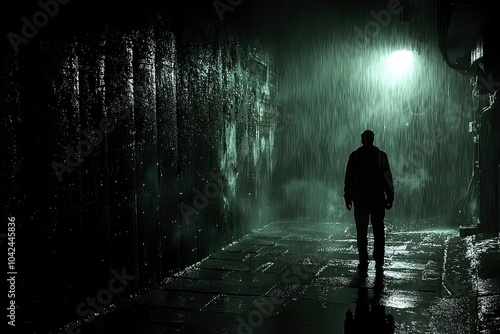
[373,270,385,304]
[344,271,395,334]
[344,130,395,270]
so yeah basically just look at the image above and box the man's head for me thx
[361,130,375,146]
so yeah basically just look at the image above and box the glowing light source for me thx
[387,50,414,78]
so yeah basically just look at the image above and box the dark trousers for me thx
[353,202,385,263]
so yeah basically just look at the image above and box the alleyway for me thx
[77,217,497,334]
[2,2,499,334]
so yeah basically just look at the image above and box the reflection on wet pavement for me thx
[79,219,498,333]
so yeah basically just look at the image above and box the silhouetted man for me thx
[344,130,394,271]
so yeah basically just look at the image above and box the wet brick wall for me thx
[0,3,277,332]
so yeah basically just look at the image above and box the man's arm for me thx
[344,153,355,204]
[382,153,394,208]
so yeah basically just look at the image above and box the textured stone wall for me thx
[0,3,277,331]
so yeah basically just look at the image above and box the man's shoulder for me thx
[350,148,362,158]
[374,145,388,156]
[351,146,389,158]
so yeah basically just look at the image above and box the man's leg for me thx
[371,205,386,268]
[354,203,370,265]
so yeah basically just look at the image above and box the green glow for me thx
[387,50,414,78]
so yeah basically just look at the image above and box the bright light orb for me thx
[387,50,414,78]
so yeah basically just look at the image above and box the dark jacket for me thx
[344,144,394,206]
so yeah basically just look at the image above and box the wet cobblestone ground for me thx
[79,218,499,334]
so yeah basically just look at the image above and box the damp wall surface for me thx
[1,2,277,331]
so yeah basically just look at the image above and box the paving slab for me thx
[71,218,498,334]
